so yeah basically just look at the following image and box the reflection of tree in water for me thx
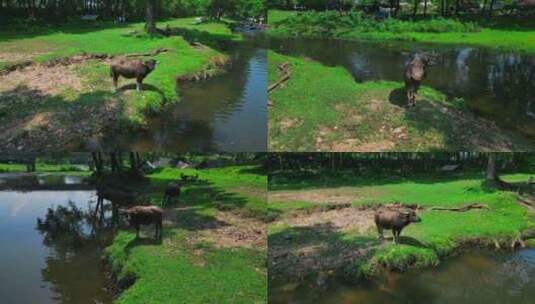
[35,201,114,304]
[106,44,265,151]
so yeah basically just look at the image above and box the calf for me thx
[110,58,157,92]
[163,182,181,205]
[404,53,430,107]
[125,205,163,240]
[375,208,421,244]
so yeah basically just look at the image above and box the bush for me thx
[274,11,480,37]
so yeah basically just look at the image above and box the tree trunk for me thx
[145,0,157,34]
[424,0,428,16]
[486,153,498,182]
[413,0,419,17]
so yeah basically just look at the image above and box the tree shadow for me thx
[117,83,167,101]
[0,84,151,152]
[388,87,408,107]
[268,222,379,280]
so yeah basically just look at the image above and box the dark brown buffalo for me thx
[374,208,421,244]
[163,182,181,205]
[110,58,157,92]
[404,53,430,107]
[125,205,163,240]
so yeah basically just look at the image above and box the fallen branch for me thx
[517,194,535,210]
[124,47,170,58]
[429,203,489,212]
[268,62,291,95]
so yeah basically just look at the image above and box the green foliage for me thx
[271,11,479,37]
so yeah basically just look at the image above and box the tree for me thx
[486,153,498,182]
[145,0,157,33]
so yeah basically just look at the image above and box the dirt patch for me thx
[164,207,266,249]
[198,212,267,249]
[269,188,362,205]
[0,63,83,95]
[277,207,376,234]
[279,118,303,131]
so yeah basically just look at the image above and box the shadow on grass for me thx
[269,222,379,279]
[0,85,134,152]
[388,87,408,107]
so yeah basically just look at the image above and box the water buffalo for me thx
[163,182,181,205]
[375,208,421,244]
[404,53,430,107]
[125,205,163,240]
[110,58,157,92]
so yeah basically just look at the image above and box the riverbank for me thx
[268,173,535,282]
[0,18,240,151]
[268,10,535,54]
[105,165,267,303]
[268,51,535,151]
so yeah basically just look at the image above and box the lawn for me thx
[268,51,534,151]
[0,18,240,150]
[268,172,535,278]
[106,165,267,304]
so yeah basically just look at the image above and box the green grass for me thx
[268,172,535,277]
[0,18,239,137]
[0,162,90,174]
[268,51,534,151]
[268,10,535,53]
[106,165,267,304]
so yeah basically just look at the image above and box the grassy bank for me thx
[268,173,535,280]
[268,51,534,151]
[0,18,239,150]
[106,165,267,304]
[268,10,535,53]
[0,162,90,174]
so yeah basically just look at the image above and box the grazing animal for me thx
[125,205,163,240]
[375,208,421,244]
[404,53,430,107]
[110,58,157,92]
[163,182,181,205]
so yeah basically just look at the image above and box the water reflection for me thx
[270,38,535,139]
[0,190,113,304]
[269,249,535,304]
[108,36,268,152]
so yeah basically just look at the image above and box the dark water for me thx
[270,38,535,140]
[0,173,90,190]
[114,34,268,152]
[0,179,113,303]
[269,249,535,304]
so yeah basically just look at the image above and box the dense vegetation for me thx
[0,0,266,22]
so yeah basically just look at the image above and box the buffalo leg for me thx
[112,75,119,90]
[136,77,143,92]
[377,226,384,241]
[392,229,399,244]
[135,224,140,239]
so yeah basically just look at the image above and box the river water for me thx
[269,249,535,304]
[270,38,535,141]
[111,33,268,152]
[0,176,113,304]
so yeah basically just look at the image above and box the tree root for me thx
[1,48,170,75]
[268,62,291,97]
[429,203,489,212]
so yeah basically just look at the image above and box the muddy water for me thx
[269,249,535,304]
[0,182,113,303]
[270,38,535,140]
[114,35,268,152]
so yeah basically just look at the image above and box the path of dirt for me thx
[163,207,267,249]
[269,187,369,205]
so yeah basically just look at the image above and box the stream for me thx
[269,249,535,304]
